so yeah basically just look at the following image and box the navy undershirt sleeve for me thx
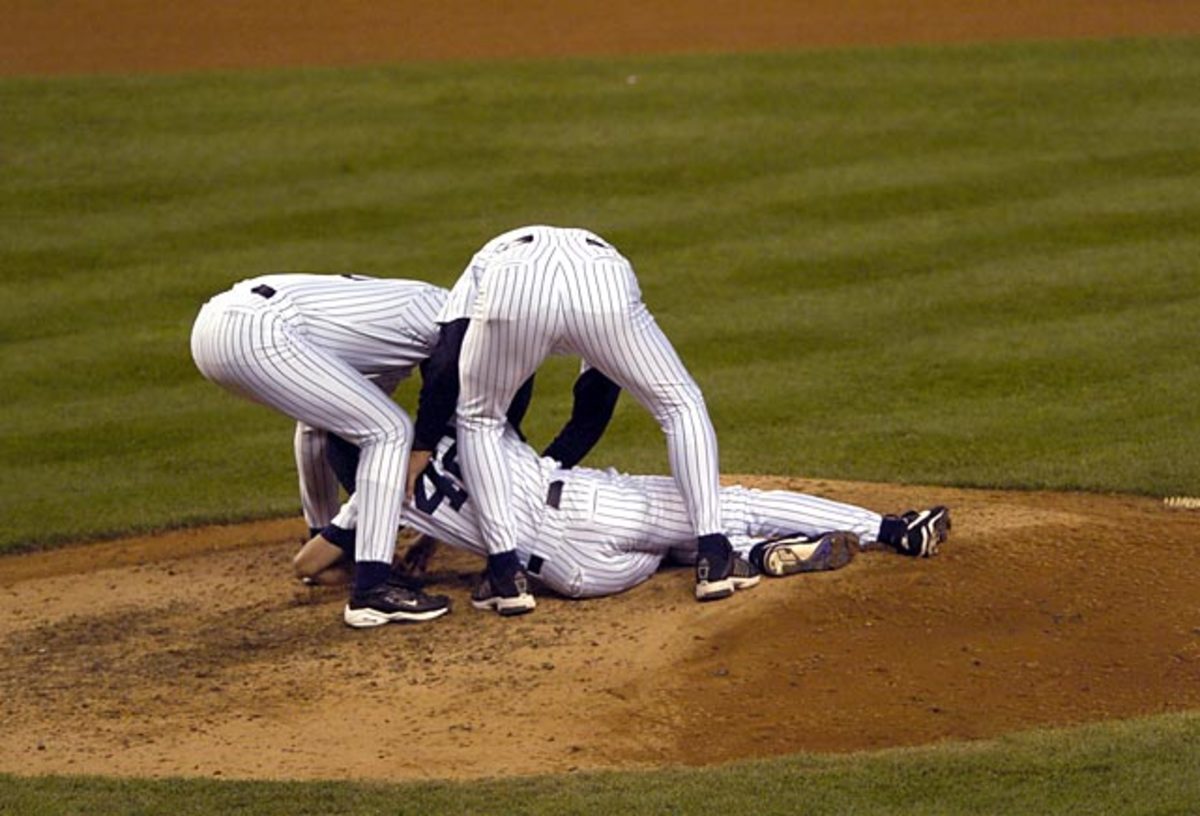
[412,319,468,451]
[541,369,621,468]
[413,318,535,450]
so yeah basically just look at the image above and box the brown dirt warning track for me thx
[2,0,1199,783]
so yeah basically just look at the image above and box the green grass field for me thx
[1,36,1198,813]
[3,36,1198,553]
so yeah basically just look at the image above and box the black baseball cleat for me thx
[343,582,451,628]
[749,530,859,577]
[893,506,951,557]
[695,534,738,601]
[696,554,760,599]
[729,555,762,590]
[471,567,537,616]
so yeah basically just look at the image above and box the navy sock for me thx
[354,560,392,594]
[487,550,522,579]
[878,516,906,546]
[697,533,732,559]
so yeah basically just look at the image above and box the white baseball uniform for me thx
[294,421,341,531]
[190,273,446,569]
[294,366,409,532]
[444,225,725,560]
[328,427,883,598]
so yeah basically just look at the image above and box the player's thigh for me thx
[570,302,704,415]
[238,327,411,443]
[588,474,693,548]
[459,314,553,419]
[574,551,663,598]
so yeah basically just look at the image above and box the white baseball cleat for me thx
[751,530,859,577]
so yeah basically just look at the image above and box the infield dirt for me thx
[2,0,1198,783]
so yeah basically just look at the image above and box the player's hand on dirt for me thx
[406,449,432,500]
[400,534,440,577]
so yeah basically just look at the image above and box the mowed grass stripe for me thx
[2,37,1199,551]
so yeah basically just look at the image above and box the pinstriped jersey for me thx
[394,427,886,599]
[244,273,447,378]
[401,428,558,561]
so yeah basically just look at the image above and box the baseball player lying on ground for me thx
[293,424,951,614]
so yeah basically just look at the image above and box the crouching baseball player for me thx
[190,273,455,628]
[294,424,951,606]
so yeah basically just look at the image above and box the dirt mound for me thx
[2,477,1197,781]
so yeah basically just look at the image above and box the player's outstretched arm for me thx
[541,368,621,468]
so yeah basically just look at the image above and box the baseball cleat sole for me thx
[471,594,537,616]
[342,604,451,628]
[731,573,761,591]
[761,531,859,577]
[695,577,735,601]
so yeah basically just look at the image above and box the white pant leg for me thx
[456,262,558,555]
[551,465,883,564]
[190,297,413,564]
[294,423,340,530]
[717,485,884,554]
[559,253,723,539]
[531,471,667,598]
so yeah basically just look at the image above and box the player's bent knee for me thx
[455,412,508,433]
[293,534,348,581]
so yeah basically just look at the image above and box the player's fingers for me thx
[403,534,439,575]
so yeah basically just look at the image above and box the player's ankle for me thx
[353,560,392,594]
[697,533,732,559]
[487,550,522,579]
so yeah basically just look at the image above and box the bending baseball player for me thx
[409,225,742,614]
[294,423,951,604]
[192,271,600,627]
[190,273,457,628]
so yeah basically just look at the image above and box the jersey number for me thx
[414,443,470,515]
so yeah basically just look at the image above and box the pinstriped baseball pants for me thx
[457,230,723,556]
[189,287,412,566]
